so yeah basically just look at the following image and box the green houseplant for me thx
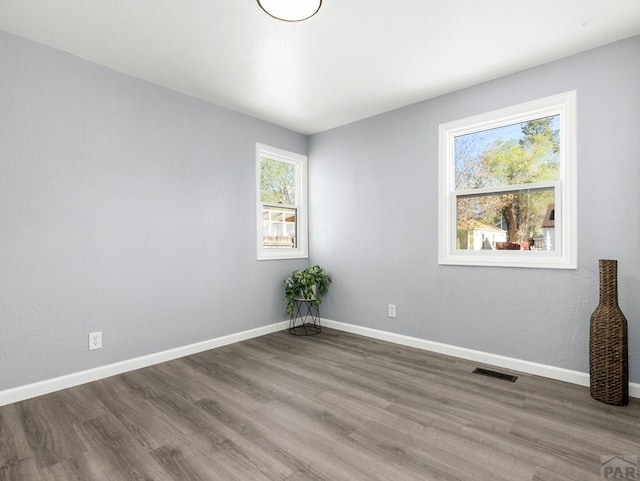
[284,265,331,316]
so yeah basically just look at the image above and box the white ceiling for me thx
[1,0,640,135]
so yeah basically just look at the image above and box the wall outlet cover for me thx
[89,331,102,350]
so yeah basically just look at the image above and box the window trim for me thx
[438,91,577,269]
[256,143,308,260]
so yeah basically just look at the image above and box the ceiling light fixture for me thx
[257,0,322,22]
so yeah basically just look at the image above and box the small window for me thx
[438,92,577,269]
[256,143,308,260]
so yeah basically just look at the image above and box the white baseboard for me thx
[321,318,640,399]
[0,321,288,407]
[3,318,638,406]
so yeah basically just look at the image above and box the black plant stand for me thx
[289,298,321,336]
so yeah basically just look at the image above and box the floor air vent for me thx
[472,367,518,382]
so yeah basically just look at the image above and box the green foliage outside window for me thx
[260,158,296,205]
[454,116,559,244]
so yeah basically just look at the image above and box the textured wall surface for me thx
[2,28,639,394]
[309,37,640,382]
[0,31,307,391]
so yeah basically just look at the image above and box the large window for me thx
[256,143,308,260]
[438,92,577,269]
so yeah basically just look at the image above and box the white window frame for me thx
[438,91,577,269]
[256,143,308,260]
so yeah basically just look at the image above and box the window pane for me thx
[456,187,555,251]
[454,115,560,190]
[262,206,297,249]
[260,157,296,204]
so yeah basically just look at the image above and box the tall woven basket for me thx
[589,259,629,406]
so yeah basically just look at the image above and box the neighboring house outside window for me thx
[256,143,308,260]
[438,91,577,269]
[457,219,507,250]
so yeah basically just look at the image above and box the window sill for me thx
[257,251,309,261]
[439,250,577,269]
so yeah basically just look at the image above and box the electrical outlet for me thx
[388,304,397,318]
[89,331,102,350]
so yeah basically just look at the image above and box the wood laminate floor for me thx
[1,328,639,480]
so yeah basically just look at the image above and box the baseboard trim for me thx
[321,318,640,399]
[3,318,637,406]
[0,321,289,407]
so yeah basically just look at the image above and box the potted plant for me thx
[284,265,331,316]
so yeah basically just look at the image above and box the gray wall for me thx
[2,27,639,394]
[309,37,640,382]
[0,30,307,391]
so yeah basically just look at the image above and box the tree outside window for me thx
[455,116,559,250]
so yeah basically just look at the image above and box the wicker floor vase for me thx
[589,259,629,406]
